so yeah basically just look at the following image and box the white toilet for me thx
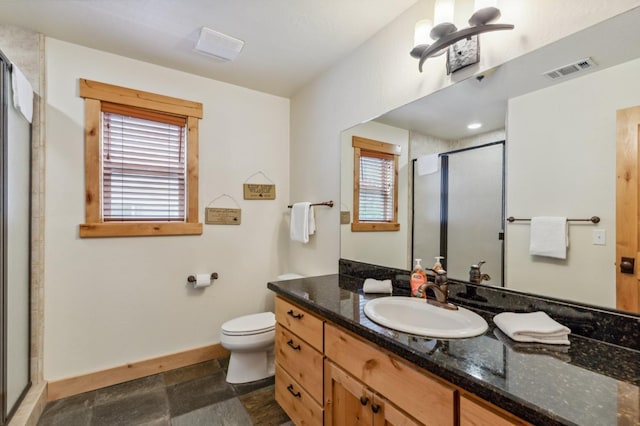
[220,311,276,384]
[220,273,304,384]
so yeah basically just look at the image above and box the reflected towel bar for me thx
[506,216,600,224]
[287,201,334,208]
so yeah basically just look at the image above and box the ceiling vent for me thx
[194,27,244,62]
[542,57,597,80]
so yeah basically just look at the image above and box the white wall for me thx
[287,0,640,277]
[340,121,409,269]
[506,56,640,307]
[44,38,290,380]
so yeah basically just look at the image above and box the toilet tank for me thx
[276,273,305,280]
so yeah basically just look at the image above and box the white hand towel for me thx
[363,278,392,294]
[290,202,312,243]
[308,205,316,236]
[416,154,439,176]
[529,216,568,259]
[11,64,34,123]
[493,311,571,345]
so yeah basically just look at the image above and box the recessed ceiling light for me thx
[467,122,482,130]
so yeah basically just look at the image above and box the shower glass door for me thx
[1,51,31,424]
[443,142,504,285]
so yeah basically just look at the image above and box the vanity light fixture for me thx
[410,0,514,73]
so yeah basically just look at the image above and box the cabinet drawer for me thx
[275,296,324,351]
[460,394,530,426]
[275,323,324,404]
[275,363,323,426]
[325,323,455,425]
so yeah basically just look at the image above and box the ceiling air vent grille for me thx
[543,57,597,80]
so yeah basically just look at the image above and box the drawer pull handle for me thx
[371,403,381,413]
[360,396,369,406]
[287,384,301,398]
[287,309,304,319]
[287,339,301,351]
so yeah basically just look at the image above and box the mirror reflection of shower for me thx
[411,136,505,286]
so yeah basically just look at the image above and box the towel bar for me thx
[287,201,334,208]
[506,216,600,224]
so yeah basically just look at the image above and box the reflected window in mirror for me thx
[351,136,401,232]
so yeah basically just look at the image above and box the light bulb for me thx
[414,19,433,46]
[434,0,455,25]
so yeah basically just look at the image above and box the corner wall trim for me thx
[47,343,229,401]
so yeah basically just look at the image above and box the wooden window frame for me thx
[79,79,203,237]
[351,136,401,232]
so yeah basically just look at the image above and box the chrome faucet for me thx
[469,261,491,284]
[419,269,458,310]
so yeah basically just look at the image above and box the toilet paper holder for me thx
[187,272,219,283]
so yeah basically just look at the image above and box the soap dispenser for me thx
[410,259,427,298]
[433,256,445,272]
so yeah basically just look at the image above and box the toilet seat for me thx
[221,312,275,336]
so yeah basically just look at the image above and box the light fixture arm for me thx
[417,23,514,72]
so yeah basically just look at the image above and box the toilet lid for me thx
[221,312,275,336]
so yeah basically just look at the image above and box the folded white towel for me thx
[416,154,439,176]
[290,202,312,243]
[493,312,571,345]
[529,216,568,259]
[363,278,392,294]
[11,64,34,123]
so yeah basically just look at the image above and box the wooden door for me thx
[324,360,372,426]
[616,106,640,313]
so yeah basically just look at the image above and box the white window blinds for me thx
[101,106,187,222]
[358,151,395,222]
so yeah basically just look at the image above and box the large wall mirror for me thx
[341,7,640,313]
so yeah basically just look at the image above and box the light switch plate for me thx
[592,229,606,245]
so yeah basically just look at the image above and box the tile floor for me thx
[37,358,292,426]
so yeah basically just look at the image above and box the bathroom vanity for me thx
[268,271,640,426]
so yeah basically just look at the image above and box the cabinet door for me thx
[326,360,421,426]
[325,360,373,426]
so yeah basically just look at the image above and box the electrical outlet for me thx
[592,229,606,245]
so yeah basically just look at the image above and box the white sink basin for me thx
[364,296,488,338]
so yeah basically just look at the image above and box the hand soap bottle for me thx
[433,256,445,272]
[410,259,427,298]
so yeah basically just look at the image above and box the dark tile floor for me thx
[38,358,292,426]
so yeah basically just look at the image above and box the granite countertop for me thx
[268,274,640,426]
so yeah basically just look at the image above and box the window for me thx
[352,136,400,232]
[79,79,203,237]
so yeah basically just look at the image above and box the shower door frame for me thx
[0,49,33,426]
[411,140,506,286]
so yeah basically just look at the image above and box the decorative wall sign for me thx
[243,171,276,200]
[243,183,276,200]
[205,194,242,225]
[205,208,241,225]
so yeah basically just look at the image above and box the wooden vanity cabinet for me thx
[325,323,456,425]
[273,295,530,426]
[325,359,421,426]
[460,394,530,426]
[274,297,325,425]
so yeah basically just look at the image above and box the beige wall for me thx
[506,56,640,308]
[44,38,290,380]
[287,0,640,276]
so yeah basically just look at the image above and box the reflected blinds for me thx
[358,150,395,222]
[101,104,187,221]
